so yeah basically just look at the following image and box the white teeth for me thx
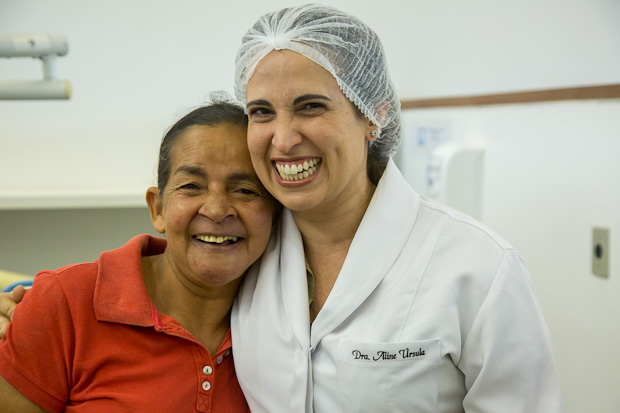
[196,235,238,244]
[275,158,321,180]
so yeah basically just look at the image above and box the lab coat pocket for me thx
[337,338,440,412]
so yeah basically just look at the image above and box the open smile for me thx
[273,157,321,181]
[194,235,241,246]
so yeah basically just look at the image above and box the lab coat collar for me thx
[279,159,421,348]
[280,209,312,348]
[309,159,420,346]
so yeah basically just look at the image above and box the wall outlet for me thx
[592,227,609,278]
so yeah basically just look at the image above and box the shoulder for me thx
[380,161,513,255]
[34,234,165,295]
[34,260,99,301]
[414,196,530,300]
[418,195,514,254]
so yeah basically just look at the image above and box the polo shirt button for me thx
[202,381,211,391]
[225,350,231,356]
[202,365,213,375]
[216,355,224,364]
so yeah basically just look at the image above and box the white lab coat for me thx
[232,160,562,413]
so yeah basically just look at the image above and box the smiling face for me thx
[246,50,376,216]
[147,123,276,289]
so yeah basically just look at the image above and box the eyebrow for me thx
[227,172,257,183]
[174,165,257,183]
[293,94,331,105]
[174,165,206,178]
[246,99,271,108]
[246,94,332,108]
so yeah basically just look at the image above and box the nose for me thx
[271,118,302,153]
[197,193,236,223]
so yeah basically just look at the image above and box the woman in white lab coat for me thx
[231,4,563,412]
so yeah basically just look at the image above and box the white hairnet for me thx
[234,3,401,161]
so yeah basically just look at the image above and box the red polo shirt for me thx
[0,234,249,413]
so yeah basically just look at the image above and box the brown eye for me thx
[236,188,259,197]
[248,107,273,120]
[233,184,266,200]
[300,102,325,114]
[179,183,199,190]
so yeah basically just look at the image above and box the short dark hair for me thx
[157,98,248,191]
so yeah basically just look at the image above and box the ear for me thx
[365,118,378,142]
[366,100,391,142]
[146,187,166,234]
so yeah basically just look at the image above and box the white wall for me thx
[399,100,620,413]
[2,0,620,411]
[479,102,620,413]
[2,0,619,204]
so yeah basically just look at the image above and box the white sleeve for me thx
[458,250,563,412]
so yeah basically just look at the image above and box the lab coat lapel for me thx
[232,228,311,413]
[280,208,312,347]
[310,160,420,345]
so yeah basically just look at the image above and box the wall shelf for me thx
[0,191,147,210]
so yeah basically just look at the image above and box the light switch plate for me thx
[592,227,609,278]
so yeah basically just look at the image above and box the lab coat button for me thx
[202,365,213,375]
[202,381,211,391]
[216,355,224,364]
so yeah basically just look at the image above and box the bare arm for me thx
[0,375,47,412]
[0,285,27,339]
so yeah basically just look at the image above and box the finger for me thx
[0,285,29,339]
[0,291,11,339]
[0,291,18,322]
[10,285,27,305]
[0,315,8,339]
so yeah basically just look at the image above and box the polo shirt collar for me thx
[93,234,167,327]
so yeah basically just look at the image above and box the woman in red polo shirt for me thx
[0,98,277,412]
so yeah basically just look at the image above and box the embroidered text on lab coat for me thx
[352,347,426,361]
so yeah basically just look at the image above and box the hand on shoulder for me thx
[0,285,28,339]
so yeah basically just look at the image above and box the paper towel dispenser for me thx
[426,142,485,220]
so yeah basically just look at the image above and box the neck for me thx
[293,179,376,252]
[141,254,241,354]
[292,179,376,321]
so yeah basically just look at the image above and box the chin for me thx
[280,198,319,214]
[192,265,245,288]
[201,275,244,289]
